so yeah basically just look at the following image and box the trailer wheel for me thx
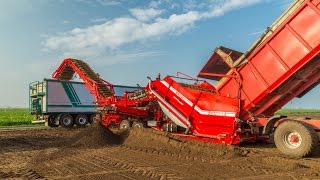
[274,120,318,157]
[59,114,74,128]
[119,120,132,130]
[132,121,147,128]
[89,114,97,124]
[47,115,59,127]
[75,114,89,128]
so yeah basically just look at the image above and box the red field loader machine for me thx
[52,0,320,157]
[52,59,152,128]
[159,0,320,157]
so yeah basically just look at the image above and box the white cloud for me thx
[201,0,265,18]
[129,8,163,22]
[91,51,166,66]
[44,0,266,63]
[148,0,173,9]
[45,10,200,51]
[73,0,128,6]
[90,17,108,23]
[272,0,292,10]
[96,0,125,6]
[149,1,162,8]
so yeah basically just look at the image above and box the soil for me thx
[0,124,320,179]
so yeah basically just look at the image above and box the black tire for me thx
[47,115,59,127]
[89,114,97,124]
[119,120,132,130]
[75,114,89,128]
[274,120,318,157]
[132,121,147,128]
[59,114,74,128]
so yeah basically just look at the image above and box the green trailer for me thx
[29,79,142,128]
[29,79,97,128]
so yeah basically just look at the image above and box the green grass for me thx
[275,109,320,116]
[0,108,35,126]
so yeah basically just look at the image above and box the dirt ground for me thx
[1,124,320,180]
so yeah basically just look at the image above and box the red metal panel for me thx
[219,63,268,108]
[240,64,268,104]
[312,0,320,6]
[269,27,309,68]
[289,5,320,48]
[250,46,288,86]
[217,78,239,98]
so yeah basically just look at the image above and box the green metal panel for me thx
[31,79,96,115]
[61,82,78,106]
[67,82,81,104]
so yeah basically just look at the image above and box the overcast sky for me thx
[0,0,318,109]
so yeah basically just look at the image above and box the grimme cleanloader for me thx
[52,0,320,157]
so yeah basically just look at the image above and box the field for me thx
[1,108,320,179]
[0,124,320,179]
[0,108,34,126]
[275,109,320,116]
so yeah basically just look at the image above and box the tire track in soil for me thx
[99,145,318,179]
[88,150,180,179]
[30,124,265,179]
[29,123,242,178]
[117,134,304,179]
[22,124,320,179]
[234,173,298,180]
[0,169,43,179]
[36,149,181,179]
[78,152,179,179]
[260,156,320,178]
[87,140,274,179]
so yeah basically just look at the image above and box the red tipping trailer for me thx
[199,0,320,120]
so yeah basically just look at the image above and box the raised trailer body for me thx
[199,0,320,120]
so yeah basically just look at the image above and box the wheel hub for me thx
[290,134,299,143]
[63,118,71,125]
[79,117,86,124]
[284,131,302,149]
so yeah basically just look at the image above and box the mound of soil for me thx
[30,123,128,163]
[53,123,247,159]
[32,123,246,165]
[68,123,129,148]
[122,128,248,159]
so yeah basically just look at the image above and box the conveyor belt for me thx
[56,59,113,98]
